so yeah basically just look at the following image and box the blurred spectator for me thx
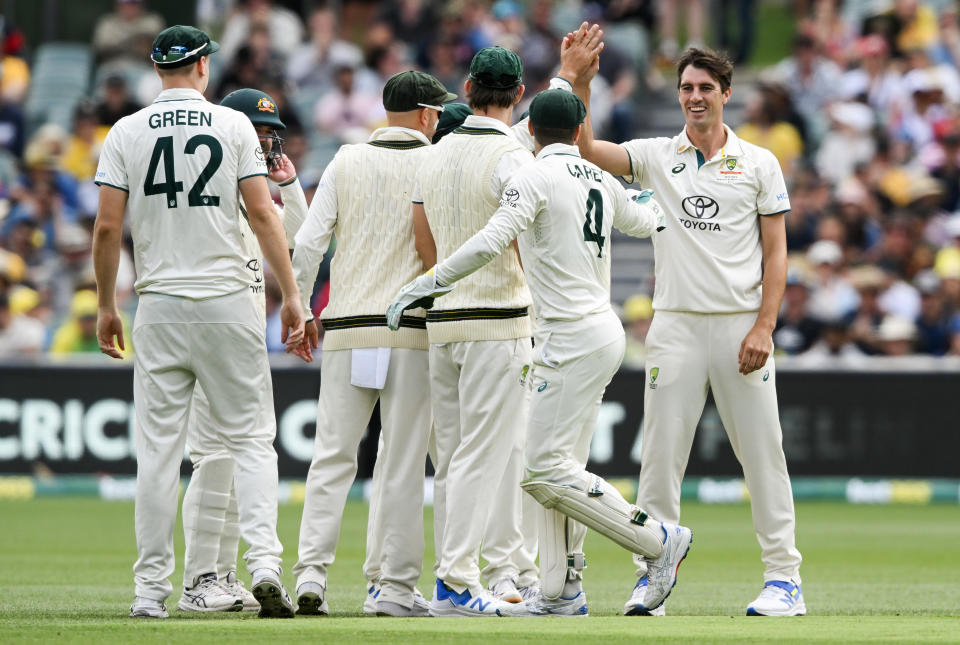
[286,6,364,92]
[622,293,653,367]
[715,0,756,64]
[379,0,437,66]
[736,85,804,175]
[50,289,131,357]
[95,74,143,128]
[218,0,304,66]
[770,34,844,146]
[314,53,384,144]
[214,23,286,99]
[0,92,25,158]
[0,20,29,104]
[913,269,951,354]
[13,125,81,213]
[798,318,867,366]
[775,270,821,355]
[3,176,76,255]
[0,289,45,358]
[815,102,875,185]
[92,0,165,66]
[847,265,887,354]
[806,239,859,322]
[840,35,900,121]
[61,102,102,182]
[658,0,706,61]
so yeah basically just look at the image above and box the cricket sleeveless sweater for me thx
[321,130,432,350]
[419,128,532,343]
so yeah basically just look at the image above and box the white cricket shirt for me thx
[620,125,790,313]
[435,143,662,336]
[95,88,268,299]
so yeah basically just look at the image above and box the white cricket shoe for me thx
[222,572,259,612]
[747,580,805,616]
[489,577,523,603]
[129,596,168,618]
[622,576,666,615]
[518,580,540,602]
[428,579,509,617]
[497,590,588,617]
[295,581,329,616]
[251,569,294,618]
[177,574,243,613]
[634,523,692,613]
[411,588,431,616]
[363,582,381,615]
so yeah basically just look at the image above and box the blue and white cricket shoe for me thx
[622,576,665,615]
[428,579,508,617]
[624,523,692,614]
[363,582,381,615]
[497,590,588,617]
[746,580,805,616]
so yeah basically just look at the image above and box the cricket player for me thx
[93,25,304,619]
[388,89,693,617]
[575,47,804,616]
[397,46,536,617]
[178,87,308,614]
[289,70,456,618]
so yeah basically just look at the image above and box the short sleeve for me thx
[757,150,791,216]
[236,116,269,181]
[619,139,649,185]
[94,122,129,192]
[412,175,422,204]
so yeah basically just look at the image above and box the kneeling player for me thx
[387,90,693,616]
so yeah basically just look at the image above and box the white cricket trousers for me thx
[132,290,282,602]
[524,315,628,599]
[635,310,802,582]
[294,348,431,608]
[429,338,531,596]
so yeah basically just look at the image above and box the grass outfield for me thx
[0,500,957,643]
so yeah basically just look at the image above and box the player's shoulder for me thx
[620,135,673,155]
[733,133,780,168]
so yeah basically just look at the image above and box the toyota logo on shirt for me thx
[681,195,719,219]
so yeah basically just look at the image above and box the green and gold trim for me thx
[367,139,427,150]
[322,314,426,331]
[426,306,528,322]
[452,126,508,136]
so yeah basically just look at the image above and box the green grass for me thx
[1,500,958,643]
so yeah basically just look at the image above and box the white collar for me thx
[461,114,515,138]
[368,126,432,146]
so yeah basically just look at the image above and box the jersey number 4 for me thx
[144,135,223,208]
[583,188,606,258]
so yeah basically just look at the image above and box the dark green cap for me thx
[529,89,586,129]
[383,70,457,112]
[469,46,522,89]
[432,103,473,143]
[220,88,286,129]
[151,25,219,69]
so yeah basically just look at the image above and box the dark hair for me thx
[676,47,733,93]
[532,124,578,147]
[467,83,521,110]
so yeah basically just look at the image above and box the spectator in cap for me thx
[769,33,844,146]
[314,47,384,144]
[92,0,165,66]
[875,314,917,356]
[913,269,951,355]
[0,289,46,358]
[806,239,859,322]
[774,269,821,355]
[848,265,888,354]
[62,101,103,182]
[798,316,867,367]
[50,289,132,357]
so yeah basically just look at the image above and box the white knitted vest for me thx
[320,131,432,350]
[419,128,532,342]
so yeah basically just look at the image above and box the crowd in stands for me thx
[1,0,960,363]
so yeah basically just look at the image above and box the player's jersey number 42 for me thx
[144,135,223,208]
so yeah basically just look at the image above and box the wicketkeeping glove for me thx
[626,188,666,232]
[386,268,454,331]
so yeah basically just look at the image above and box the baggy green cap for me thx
[383,70,457,112]
[529,89,586,129]
[468,46,522,89]
[220,88,286,129]
[432,102,473,143]
[151,25,219,69]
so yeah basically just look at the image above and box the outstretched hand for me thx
[559,22,604,88]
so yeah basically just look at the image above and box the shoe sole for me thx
[428,605,501,617]
[176,598,243,613]
[129,610,168,618]
[295,591,328,616]
[747,601,806,617]
[625,530,693,616]
[252,581,294,618]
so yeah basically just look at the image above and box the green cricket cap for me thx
[468,46,522,89]
[383,70,457,112]
[432,102,473,143]
[529,89,586,129]
[151,25,219,69]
